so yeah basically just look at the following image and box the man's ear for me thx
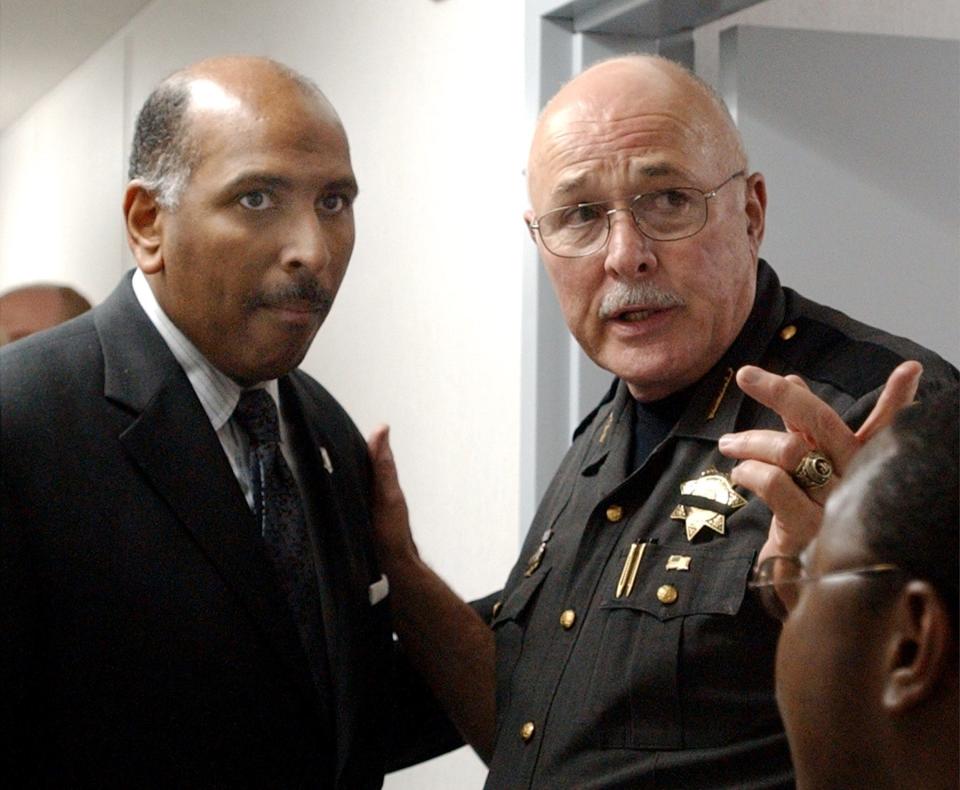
[881,580,954,714]
[124,182,165,274]
[523,209,537,243]
[744,171,766,253]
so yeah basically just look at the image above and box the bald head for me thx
[129,56,342,209]
[529,55,745,203]
[0,284,92,344]
[524,53,766,401]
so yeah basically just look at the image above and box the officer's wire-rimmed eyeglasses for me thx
[748,554,902,622]
[527,170,747,259]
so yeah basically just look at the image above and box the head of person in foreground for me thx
[762,388,958,789]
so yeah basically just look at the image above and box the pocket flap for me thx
[600,543,754,621]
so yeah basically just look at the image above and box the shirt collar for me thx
[131,268,279,428]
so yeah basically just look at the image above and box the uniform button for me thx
[559,609,576,629]
[491,600,502,618]
[779,324,797,340]
[520,721,536,742]
[657,584,679,604]
[606,504,623,523]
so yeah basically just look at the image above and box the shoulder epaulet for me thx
[777,315,910,398]
[572,376,619,440]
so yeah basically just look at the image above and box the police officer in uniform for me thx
[368,55,958,788]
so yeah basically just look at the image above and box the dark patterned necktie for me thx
[232,389,326,687]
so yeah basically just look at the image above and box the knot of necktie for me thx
[233,389,280,447]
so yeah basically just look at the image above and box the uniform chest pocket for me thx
[579,543,755,750]
[603,544,752,620]
[491,566,550,735]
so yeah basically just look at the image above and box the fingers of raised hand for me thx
[720,429,837,506]
[719,429,836,501]
[781,375,810,434]
[783,374,809,390]
[730,458,827,521]
[735,366,857,472]
[855,360,923,441]
[719,428,811,470]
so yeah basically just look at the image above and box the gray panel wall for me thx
[722,25,959,363]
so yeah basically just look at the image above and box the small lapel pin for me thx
[368,573,389,605]
[320,446,334,474]
[665,555,692,571]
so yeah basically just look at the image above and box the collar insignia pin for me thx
[320,446,334,474]
[524,528,554,577]
[597,412,614,445]
[670,468,746,541]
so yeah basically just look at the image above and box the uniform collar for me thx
[673,258,785,440]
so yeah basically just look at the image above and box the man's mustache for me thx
[598,281,685,319]
[250,279,334,313]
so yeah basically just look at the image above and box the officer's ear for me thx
[881,580,955,713]
[744,171,766,253]
[124,182,165,275]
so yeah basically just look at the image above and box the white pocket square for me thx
[368,573,389,605]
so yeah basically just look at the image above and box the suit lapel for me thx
[282,375,371,785]
[94,275,322,713]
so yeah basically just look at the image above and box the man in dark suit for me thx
[1,56,393,788]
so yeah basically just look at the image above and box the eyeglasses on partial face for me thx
[527,170,746,258]
[748,554,901,622]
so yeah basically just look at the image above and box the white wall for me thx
[0,1,525,787]
[0,37,127,303]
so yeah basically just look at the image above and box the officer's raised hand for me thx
[718,361,922,564]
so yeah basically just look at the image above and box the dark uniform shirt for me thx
[484,260,957,789]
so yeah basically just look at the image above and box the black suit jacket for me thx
[1,274,394,788]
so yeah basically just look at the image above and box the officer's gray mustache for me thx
[598,283,684,319]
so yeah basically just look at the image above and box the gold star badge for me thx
[670,468,747,541]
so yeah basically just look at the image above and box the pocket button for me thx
[657,584,679,605]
